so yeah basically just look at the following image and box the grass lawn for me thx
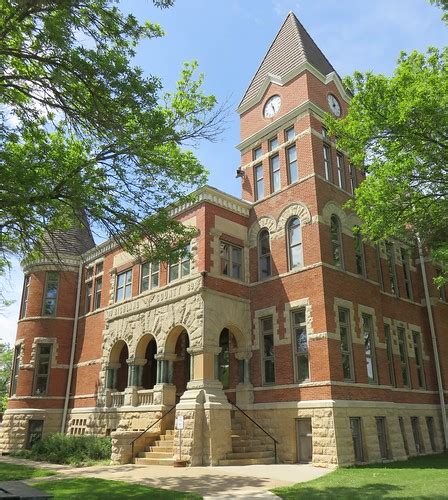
[0,461,55,481]
[273,453,448,499]
[34,477,201,499]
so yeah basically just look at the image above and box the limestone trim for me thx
[283,298,313,348]
[248,216,277,248]
[358,303,383,348]
[22,258,80,273]
[274,203,312,241]
[252,306,278,350]
[321,201,354,236]
[245,399,441,410]
[408,323,429,361]
[393,319,415,359]
[9,395,65,400]
[334,297,358,346]
[18,316,74,323]
[74,359,102,368]
[308,332,340,341]
[251,173,315,207]
[21,337,61,369]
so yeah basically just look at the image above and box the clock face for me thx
[327,94,341,117]
[263,95,281,118]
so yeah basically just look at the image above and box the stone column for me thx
[104,362,120,407]
[124,358,139,406]
[176,346,232,466]
[153,353,176,407]
[235,351,254,407]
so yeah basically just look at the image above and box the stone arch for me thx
[276,203,312,233]
[164,325,190,356]
[109,339,128,364]
[248,216,277,248]
[135,333,157,360]
[322,201,347,227]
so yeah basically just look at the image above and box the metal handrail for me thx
[232,402,279,464]
[130,405,176,462]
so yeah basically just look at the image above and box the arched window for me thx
[287,217,302,270]
[258,229,271,279]
[330,215,343,268]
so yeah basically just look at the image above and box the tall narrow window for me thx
[350,417,365,464]
[349,164,358,193]
[141,262,159,292]
[426,417,437,452]
[285,126,295,141]
[323,145,332,181]
[19,275,30,319]
[338,307,354,381]
[436,268,447,302]
[254,164,264,200]
[330,215,343,268]
[220,242,243,280]
[354,229,365,276]
[336,152,345,189]
[270,154,281,193]
[169,244,191,282]
[399,416,409,455]
[85,282,93,313]
[411,417,424,454]
[292,309,309,381]
[253,146,262,161]
[115,269,132,302]
[287,217,302,270]
[218,329,230,390]
[261,316,275,384]
[362,314,377,384]
[386,243,398,296]
[27,420,44,449]
[384,324,396,387]
[33,343,52,396]
[412,331,426,389]
[268,136,279,151]
[401,248,413,300]
[286,145,298,183]
[397,326,410,388]
[376,245,384,290]
[94,277,102,310]
[10,345,21,396]
[42,272,59,316]
[376,417,391,459]
[258,230,271,280]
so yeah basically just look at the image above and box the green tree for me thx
[0,343,13,413]
[327,46,448,283]
[0,0,223,285]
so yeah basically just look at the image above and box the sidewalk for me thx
[0,456,331,498]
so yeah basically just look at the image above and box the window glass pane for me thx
[264,359,275,383]
[269,137,279,150]
[290,246,302,269]
[285,127,295,141]
[254,164,264,199]
[289,219,301,245]
[287,146,298,183]
[262,316,273,332]
[270,155,280,192]
[253,147,262,160]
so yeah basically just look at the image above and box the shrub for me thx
[12,434,112,467]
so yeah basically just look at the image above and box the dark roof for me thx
[239,12,336,109]
[42,215,95,257]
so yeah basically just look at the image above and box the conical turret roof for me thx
[239,12,336,110]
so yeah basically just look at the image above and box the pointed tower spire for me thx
[239,12,336,111]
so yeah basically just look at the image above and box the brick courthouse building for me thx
[2,13,447,467]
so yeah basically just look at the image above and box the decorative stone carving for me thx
[248,216,277,248]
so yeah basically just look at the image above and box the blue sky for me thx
[1,0,447,344]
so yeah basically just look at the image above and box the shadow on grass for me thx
[0,462,55,481]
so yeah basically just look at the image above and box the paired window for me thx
[85,282,93,314]
[85,262,103,312]
[42,272,59,316]
[258,230,271,280]
[330,215,343,268]
[220,242,243,280]
[10,345,21,396]
[19,275,30,319]
[287,217,303,270]
[270,154,281,193]
[254,164,264,200]
[362,314,377,384]
[141,262,159,292]
[338,308,354,381]
[354,229,365,276]
[336,152,345,189]
[401,249,413,300]
[33,343,52,396]
[384,324,396,387]
[386,243,398,296]
[376,417,391,460]
[286,145,298,183]
[116,269,132,302]
[261,316,275,384]
[397,326,410,388]
[169,244,191,282]
[412,331,426,389]
[323,145,332,181]
[292,309,309,381]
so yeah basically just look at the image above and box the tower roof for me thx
[239,12,336,110]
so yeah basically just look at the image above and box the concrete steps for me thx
[134,428,175,466]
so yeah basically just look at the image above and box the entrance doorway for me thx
[296,418,313,463]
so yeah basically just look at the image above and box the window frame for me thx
[336,152,346,189]
[220,241,243,281]
[260,316,275,385]
[350,417,365,464]
[412,331,426,389]
[268,136,279,151]
[169,244,191,282]
[284,126,295,142]
[269,153,281,193]
[254,163,264,201]
[258,229,271,281]
[252,146,262,161]
[397,326,411,388]
[26,420,44,449]
[323,144,332,182]
[426,416,437,452]
[140,261,160,292]
[436,268,447,302]
[386,242,399,296]
[42,272,59,317]
[33,343,52,396]
[401,248,413,300]
[93,276,102,310]
[362,313,377,384]
[330,215,343,269]
[384,324,396,387]
[376,416,391,460]
[85,281,93,314]
[10,344,21,396]
[399,416,409,455]
[115,269,132,302]
[287,217,303,271]
[286,144,298,184]
[354,230,366,277]
[338,307,354,381]
[349,164,358,193]
[292,308,309,382]
[19,275,31,319]
[411,416,424,454]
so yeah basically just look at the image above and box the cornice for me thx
[237,61,350,115]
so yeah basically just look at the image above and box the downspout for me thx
[61,259,83,433]
[417,237,448,450]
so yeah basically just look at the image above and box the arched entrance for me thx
[218,328,238,393]
[135,334,157,389]
[108,340,129,391]
[172,329,191,398]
